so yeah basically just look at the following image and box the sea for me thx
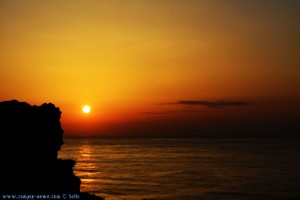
[58,138,300,200]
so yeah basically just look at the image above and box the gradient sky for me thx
[1,0,299,137]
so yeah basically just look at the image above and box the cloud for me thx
[143,100,249,115]
[142,108,194,115]
[160,100,249,108]
[142,111,174,115]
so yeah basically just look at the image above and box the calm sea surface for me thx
[58,138,300,200]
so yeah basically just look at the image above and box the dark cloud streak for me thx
[160,100,250,108]
[142,111,174,115]
[143,109,193,115]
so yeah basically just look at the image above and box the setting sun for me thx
[82,105,91,114]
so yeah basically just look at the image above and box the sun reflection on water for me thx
[75,143,98,191]
[58,140,106,195]
[79,144,93,159]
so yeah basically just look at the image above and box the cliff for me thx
[0,100,104,199]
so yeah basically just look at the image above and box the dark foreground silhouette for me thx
[0,100,104,200]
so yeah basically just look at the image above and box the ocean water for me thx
[58,138,300,200]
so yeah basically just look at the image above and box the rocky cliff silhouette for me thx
[0,100,104,199]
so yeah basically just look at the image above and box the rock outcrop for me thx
[0,100,104,199]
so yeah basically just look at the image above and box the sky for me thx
[1,0,299,137]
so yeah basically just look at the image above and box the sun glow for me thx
[82,105,91,114]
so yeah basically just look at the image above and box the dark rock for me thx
[0,100,104,199]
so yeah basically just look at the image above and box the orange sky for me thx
[1,0,299,137]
